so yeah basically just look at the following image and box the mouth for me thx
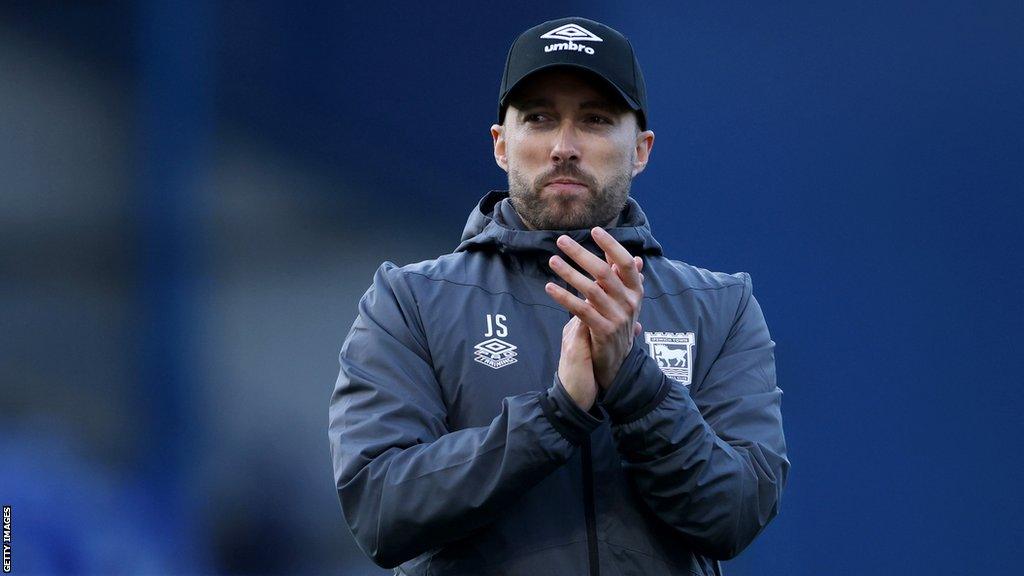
[543,178,589,194]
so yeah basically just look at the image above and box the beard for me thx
[508,162,632,231]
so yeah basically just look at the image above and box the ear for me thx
[491,124,508,172]
[631,129,655,177]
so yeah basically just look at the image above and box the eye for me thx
[584,114,613,125]
[524,113,550,123]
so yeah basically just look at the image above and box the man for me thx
[329,17,789,576]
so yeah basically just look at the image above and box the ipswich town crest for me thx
[644,331,695,385]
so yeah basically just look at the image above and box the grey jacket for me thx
[329,191,789,575]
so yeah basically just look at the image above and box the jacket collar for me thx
[456,190,664,257]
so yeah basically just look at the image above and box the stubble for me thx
[508,163,632,231]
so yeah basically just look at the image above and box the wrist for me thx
[599,336,670,424]
[539,373,605,445]
[558,369,595,410]
[596,337,635,390]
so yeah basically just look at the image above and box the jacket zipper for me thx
[553,272,600,576]
[582,433,599,576]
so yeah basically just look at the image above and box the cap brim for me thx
[499,62,642,118]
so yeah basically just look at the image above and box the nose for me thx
[550,122,580,164]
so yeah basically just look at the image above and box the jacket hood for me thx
[456,190,664,257]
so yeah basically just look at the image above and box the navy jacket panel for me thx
[329,261,593,569]
[329,191,789,574]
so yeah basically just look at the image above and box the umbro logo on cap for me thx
[540,23,603,55]
[540,23,603,43]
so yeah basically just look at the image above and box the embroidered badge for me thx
[473,338,519,369]
[644,331,695,385]
[540,23,603,55]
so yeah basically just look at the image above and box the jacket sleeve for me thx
[328,262,603,569]
[598,272,789,560]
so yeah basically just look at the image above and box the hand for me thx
[545,228,645,389]
[557,316,598,411]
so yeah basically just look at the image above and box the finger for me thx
[545,282,614,332]
[578,320,593,344]
[611,263,628,293]
[549,255,619,317]
[611,264,642,311]
[568,315,590,340]
[606,255,643,297]
[592,227,643,290]
[564,316,584,343]
[615,264,644,320]
[555,235,626,295]
[634,256,644,274]
[633,321,642,337]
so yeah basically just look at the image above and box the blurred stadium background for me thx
[1,1,1021,574]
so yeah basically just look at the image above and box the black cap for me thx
[498,17,647,130]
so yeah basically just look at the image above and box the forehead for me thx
[508,67,626,108]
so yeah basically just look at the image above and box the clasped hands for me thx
[544,227,644,411]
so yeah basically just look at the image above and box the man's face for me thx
[491,68,655,231]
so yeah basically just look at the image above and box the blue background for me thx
[1,1,1021,574]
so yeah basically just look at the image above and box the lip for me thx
[544,178,589,193]
[544,181,588,196]
[546,178,586,186]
